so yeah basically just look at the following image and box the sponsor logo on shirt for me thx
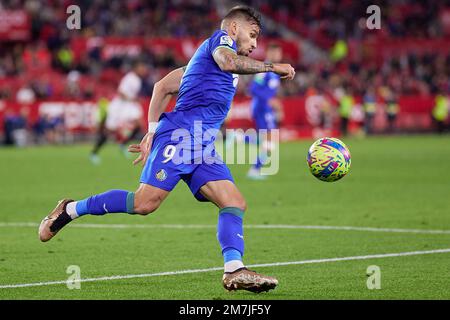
[220,35,233,47]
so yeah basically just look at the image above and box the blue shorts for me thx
[140,116,234,202]
[253,110,276,130]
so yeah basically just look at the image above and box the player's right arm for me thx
[128,66,185,165]
[213,48,295,80]
[147,66,185,124]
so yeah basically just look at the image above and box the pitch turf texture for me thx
[0,135,449,299]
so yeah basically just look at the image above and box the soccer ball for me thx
[307,137,351,182]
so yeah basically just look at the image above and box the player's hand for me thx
[128,132,154,166]
[273,63,295,80]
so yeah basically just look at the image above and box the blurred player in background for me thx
[247,43,283,179]
[90,96,108,154]
[90,60,147,164]
[363,86,377,135]
[381,86,399,134]
[338,86,354,136]
[305,86,332,136]
[432,90,448,134]
[38,6,295,293]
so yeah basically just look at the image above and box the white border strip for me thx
[1,248,449,289]
[1,222,450,234]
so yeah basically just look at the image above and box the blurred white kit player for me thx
[105,71,143,131]
[90,60,148,163]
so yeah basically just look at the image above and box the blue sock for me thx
[217,207,245,263]
[75,189,135,216]
[254,147,268,170]
[223,248,242,262]
[254,155,265,170]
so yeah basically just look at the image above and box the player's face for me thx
[235,20,259,56]
[136,64,148,77]
[266,47,282,63]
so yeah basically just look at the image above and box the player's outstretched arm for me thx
[128,66,185,165]
[213,48,295,80]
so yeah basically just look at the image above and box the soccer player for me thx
[432,90,448,134]
[247,43,283,179]
[90,59,148,163]
[38,6,295,293]
[338,86,354,136]
[363,86,376,135]
[380,85,399,134]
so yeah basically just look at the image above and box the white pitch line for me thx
[1,222,450,234]
[1,248,449,289]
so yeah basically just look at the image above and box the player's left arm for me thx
[213,48,295,79]
[128,66,186,165]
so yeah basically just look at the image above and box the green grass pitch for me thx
[0,135,449,299]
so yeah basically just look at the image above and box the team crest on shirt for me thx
[220,35,233,47]
[156,169,167,181]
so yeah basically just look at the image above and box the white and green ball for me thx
[307,137,351,182]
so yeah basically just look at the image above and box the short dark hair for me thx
[131,57,147,69]
[223,5,261,29]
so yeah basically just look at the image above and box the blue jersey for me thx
[249,72,280,130]
[249,72,280,113]
[161,29,238,133]
[142,30,239,199]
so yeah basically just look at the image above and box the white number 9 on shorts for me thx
[162,145,176,164]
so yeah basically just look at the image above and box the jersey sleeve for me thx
[210,31,237,56]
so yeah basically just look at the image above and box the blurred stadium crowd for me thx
[1,0,449,145]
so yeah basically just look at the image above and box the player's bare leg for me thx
[200,180,278,293]
[133,183,170,215]
[200,179,247,210]
[38,183,169,242]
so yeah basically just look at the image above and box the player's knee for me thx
[222,195,247,212]
[231,198,247,212]
[133,185,168,215]
[238,200,247,212]
[133,198,161,215]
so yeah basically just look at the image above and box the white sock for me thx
[66,202,79,220]
[224,260,245,273]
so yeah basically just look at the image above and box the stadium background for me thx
[1,0,449,145]
[1,0,450,301]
